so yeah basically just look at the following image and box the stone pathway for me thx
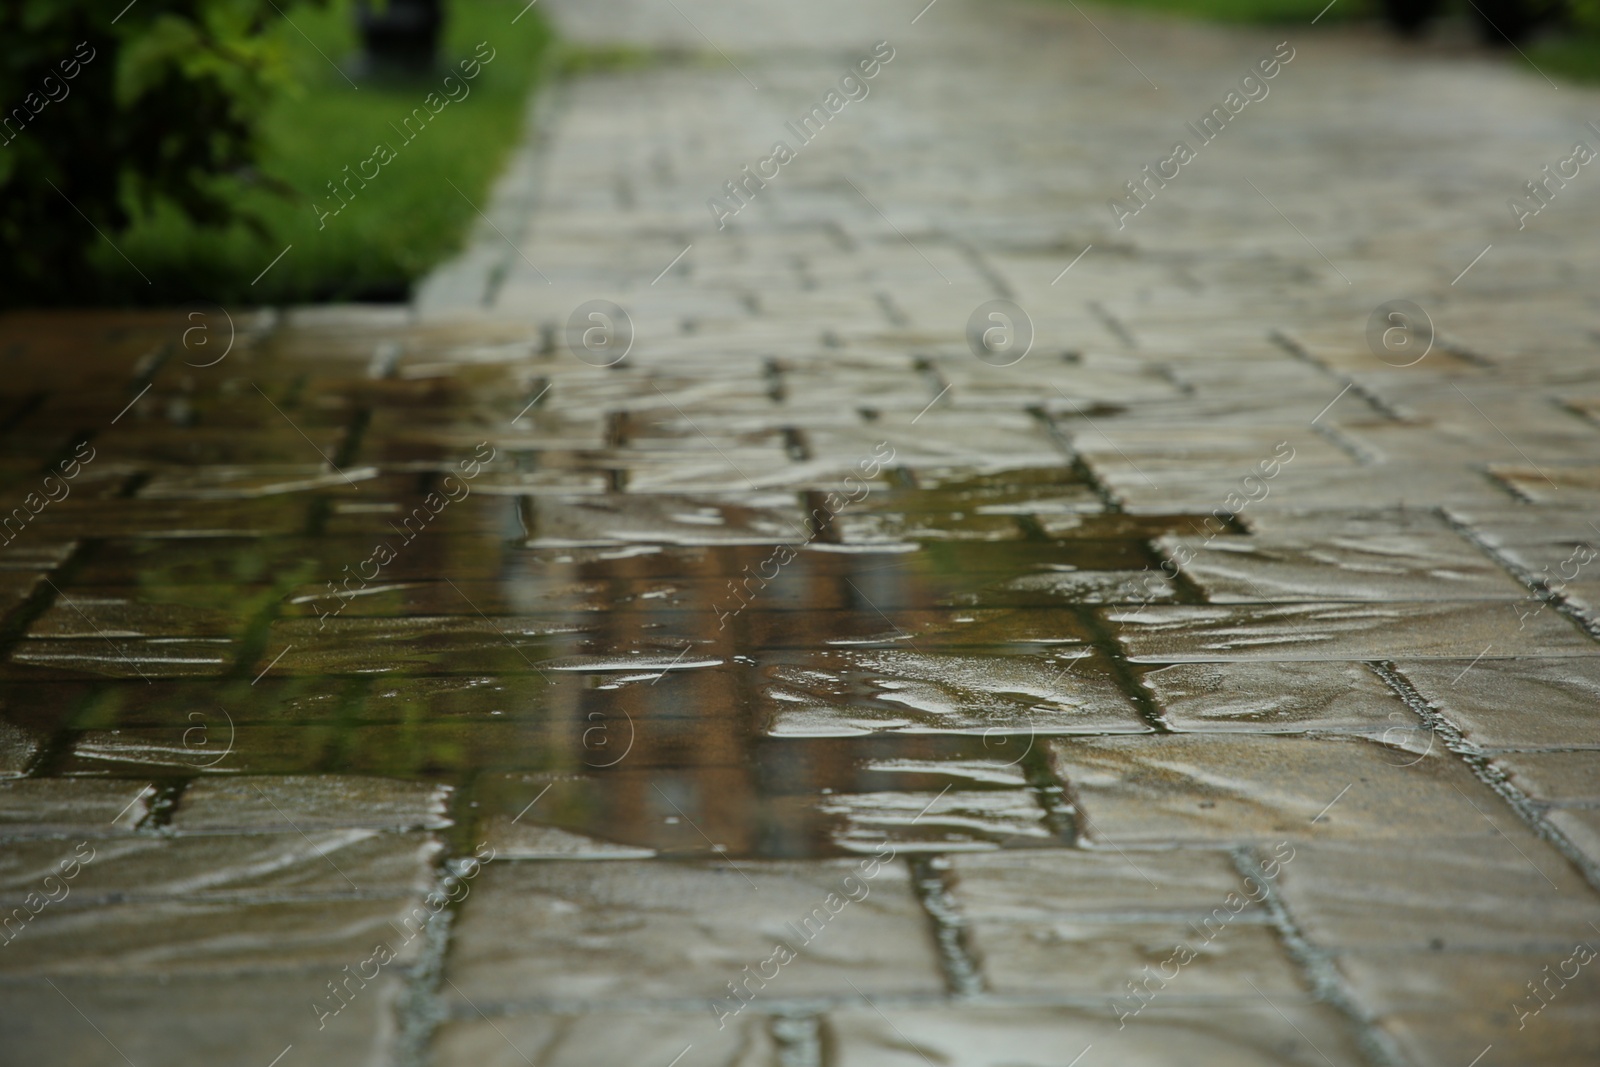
[5,0,1600,1064]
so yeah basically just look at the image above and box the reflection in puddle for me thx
[8,459,1222,859]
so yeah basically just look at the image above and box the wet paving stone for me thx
[1046,735,1516,843]
[431,1011,779,1067]
[0,540,76,571]
[5,0,1600,1058]
[818,788,1057,853]
[0,719,43,777]
[64,725,343,776]
[0,570,46,614]
[823,1003,1368,1066]
[948,848,1271,922]
[0,831,441,904]
[72,535,497,586]
[0,972,401,1067]
[1393,658,1600,749]
[0,896,429,976]
[277,557,1167,619]
[1276,836,1600,952]
[470,742,1056,861]
[3,636,237,680]
[1338,953,1600,1067]
[971,919,1309,1000]
[66,677,351,728]
[25,586,268,638]
[93,428,351,469]
[1160,511,1529,603]
[169,776,452,834]
[761,648,1145,738]
[471,770,765,859]
[254,617,581,676]
[1546,808,1600,871]
[519,493,817,546]
[1136,661,1407,732]
[0,779,154,838]
[733,608,1104,651]
[1491,751,1600,804]
[485,821,660,861]
[137,464,383,500]
[1110,601,1596,662]
[16,497,308,539]
[1108,465,1517,517]
[444,859,943,1005]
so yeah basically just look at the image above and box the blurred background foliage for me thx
[0,0,550,308]
[1083,0,1600,82]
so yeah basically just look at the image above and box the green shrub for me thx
[0,1,312,305]
[2,1,552,306]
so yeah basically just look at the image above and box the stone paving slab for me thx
[1339,953,1600,1067]
[1546,809,1600,872]
[759,648,1146,737]
[444,859,943,1005]
[1110,601,1595,661]
[0,972,402,1067]
[65,725,344,775]
[973,919,1311,999]
[0,896,430,976]
[2,637,238,680]
[0,719,44,777]
[431,1011,778,1067]
[0,831,441,904]
[1158,514,1530,603]
[0,779,154,838]
[1276,837,1600,951]
[824,1003,1369,1066]
[1492,751,1600,804]
[1392,658,1600,749]
[1136,660,1407,732]
[1047,735,1524,842]
[169,776,452,834]
[949,849,1254,920]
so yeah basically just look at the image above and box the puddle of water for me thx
[4,461,1224,858]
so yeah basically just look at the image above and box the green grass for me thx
[1525,33,1600,83]
[1071,0,1600,85]
[96,0,552,305]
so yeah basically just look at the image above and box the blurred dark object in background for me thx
[1377,0,1442,35]
[357,0,445,76]
[1378,0,1563,43]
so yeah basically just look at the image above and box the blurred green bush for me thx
[0,1,311,305]
[1,1,551,307]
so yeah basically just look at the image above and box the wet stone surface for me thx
[5,0,1600,1062]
